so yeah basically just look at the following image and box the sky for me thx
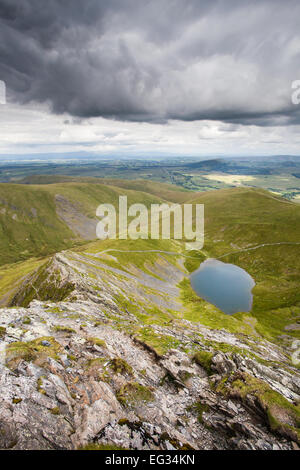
[0,0,300,159]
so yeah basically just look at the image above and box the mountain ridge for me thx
[0,182,299,450]
[0,244,299,450]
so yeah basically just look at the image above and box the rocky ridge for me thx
[0,249,299,450]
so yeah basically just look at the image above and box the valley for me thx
[1,155,300,202]
[0,178,299,450]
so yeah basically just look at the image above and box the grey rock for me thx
[0,249,297,451]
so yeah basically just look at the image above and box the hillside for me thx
[0,183,299,450]
[19,175,194,204]
[0,237,299,450]
[181,188,300,342]
[0,181,167,266]
[3,156,300,201]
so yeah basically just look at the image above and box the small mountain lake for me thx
[190,258,255,315]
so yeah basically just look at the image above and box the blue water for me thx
[190,258,255,315]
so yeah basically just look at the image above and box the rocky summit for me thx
[0,246,299,451]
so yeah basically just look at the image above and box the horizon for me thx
[1,153,300,164]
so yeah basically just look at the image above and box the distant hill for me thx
[19,175,194,203]
[184,187,300,341]
[0,181,166,266]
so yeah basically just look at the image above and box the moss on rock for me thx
[6,336,62,369]
[0,326,6,338]
[116,382,154,407]
[87,337,107,348]
[53,325,75,334]
[79,443,128,450]
[218,371,300,444]
[193,350,214,375]
[109,357,133,375]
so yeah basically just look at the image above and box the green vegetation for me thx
[3,156,300,202]
[37,376,46,395]
[0,327,6,338]
[0,180,299,347]
[178,278,254,336]
[187,401,210,423]
[88,337,107,348]
[0,257,46,305]
[0,184,78,266]
[179,187,300,342]
[11,261,75,307]
[135,327,181,356]
[218,372,300,443]
[0,180,168,268]
[5,337,62,369]
[53,325,76,334]
[116,382,155,407]
[109,357,133,375]
[85,358,107,369]
[193,351,214,375]
[82,237,182,278]
[79,443,128,450]
[12,398,22,405]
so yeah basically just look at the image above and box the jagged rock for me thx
[0,251,298,450]
[212,352,237,375]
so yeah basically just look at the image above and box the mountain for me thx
[0,181,168,266]
[0,181,299,450]
[19,175,194,203]
[0,237,299,450]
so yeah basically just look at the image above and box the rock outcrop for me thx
[0,250,299,450]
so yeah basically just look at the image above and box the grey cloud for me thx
[0,0,300,125]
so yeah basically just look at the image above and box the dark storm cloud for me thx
[1,0,300,125]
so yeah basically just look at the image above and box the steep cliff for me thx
[0,246,299,450]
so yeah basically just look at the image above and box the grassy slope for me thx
[0,184,77,265]
[180,187,300,342]
[0,181,167,266]
[0,257,47,306]
[20,175,193,203]
[1,181,300,344]
[74,188,300,343]
[0,180,182,302]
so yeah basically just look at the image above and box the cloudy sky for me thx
[0,0,300,159]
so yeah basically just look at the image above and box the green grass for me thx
[135,327,181,356]
[193,350,214,375]
[116,381,155,407]
[218,372,300,443]
[11,260,75,307]
[53,325,76,334]
[87,337,107,348]
[80,237,183,278]
[177,278,254,336]
[109,357,133,375]
[0,181,172,267]
[0,184,78,266]
[1,183,300,346]
[0,257,46,305]
[178,188,300,342]
[79,443,128,450]
[5,336,62,369]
